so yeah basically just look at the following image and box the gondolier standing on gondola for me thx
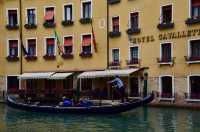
[108,75,125,102]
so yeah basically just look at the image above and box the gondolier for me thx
[108,75,125,102]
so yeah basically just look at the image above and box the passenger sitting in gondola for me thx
[77,97,93,107]
[108,75,125,103]
[59,96,73,107]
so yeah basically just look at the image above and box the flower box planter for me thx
[79,18,92,24]
[6,25,19,30]
[185,17,200,25]
[61,20,74,26]
[79,52,92,58]
[24,24,37,29]
[6,56,19,62]
[108,0,121,5]
[43,22,56,28]
[126,59,139,65]
[157,23,174,30]
[25,55,37,61]
[43,55,56,60]
[126,28,141,35]
[109,31,121,38]
[62,54,74,59]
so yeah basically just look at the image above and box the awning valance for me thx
[78,69,140,79]
[18,72,55,80]
[49,73,73,80]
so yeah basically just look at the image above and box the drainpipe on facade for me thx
[19,0,23,75]
[106,0,110,69]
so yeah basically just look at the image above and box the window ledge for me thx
[185,56,200,64]
[157,57,175,66]
[43,22,56,28]
[6,25,19,30]
[126,28,141,35]
[61,20,74,26]
[126,59,140,65]
[43,55,56,60]
[6,56,19,61]
[24,24,37,29]
[185,99,200,102]
[79,18,92,24]
[185,17,200,25]
[108,0,121,5]
[109,31,121,38]
[25,55,37,61]
[79,52,92,58]
[159,98,175,101]
[62,54,74,59]
[157,22,174,30]
[109,61,121,67]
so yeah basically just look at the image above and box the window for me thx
[64,36,73,54]
[7,76,19,94]
[82,34,91,54]
[27,9,36,25]
[44,7,55,23]
[161,5,172,23]
[46,38,55,56]
[130,47,138,60]
[190,39,200,59]
[189,76,200,99]
[160,76,173,99]
[82,1,91,18]
[112,16,119,32]
[130,12,139,29]
[112,49,119,62]
[191,0,200,18]
[64,5,72,21]
[7,9,18,26]
[161,43,172,62]
[8,40,18,57]
[27,39,36,56]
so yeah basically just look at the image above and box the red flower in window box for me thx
[62,53,74,59]
[43,54,56,60]
[25,55,37,61]
[6,56,19,61]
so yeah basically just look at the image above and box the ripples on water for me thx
[0,104,200,132]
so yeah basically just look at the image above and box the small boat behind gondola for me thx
[6,93,154,114]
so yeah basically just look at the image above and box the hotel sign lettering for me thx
[129,29,200,44]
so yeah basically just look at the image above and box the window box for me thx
[109,61,120,66]
[24,24,37,29]
[6,56,19,61]
[25,55,37,61]
[109,31,121,38]
[157,23,174,30]
[185,17,200,25]
[185,56,200,63]
[43,54,56,60]
[6,24,19,30]
[43,22,56,28]
[61,20,74,26]
[126,28,141,35]
[79,52,92,58]
[108,0,121,4]
[126,59,139,65]
[62,53,74,59]
[157,57,174,65]
[79,18,92,24]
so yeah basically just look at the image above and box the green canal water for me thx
[0,104,200,132]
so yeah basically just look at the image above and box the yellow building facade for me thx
[1,0,200,102]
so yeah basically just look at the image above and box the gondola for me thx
[6,93,154,114]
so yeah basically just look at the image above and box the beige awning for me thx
[18,72,55,80]
[49,73,73,80]
[78,69,139,79]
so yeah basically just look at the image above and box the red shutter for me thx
[10,40,18,48]
[82,35,91,46]
[45,10,54,20]
[112,17,119,26]
[192,0,200,6]
[47,38,54,45]
[64,37,73,46]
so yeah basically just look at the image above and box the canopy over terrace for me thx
[78,68,140,79]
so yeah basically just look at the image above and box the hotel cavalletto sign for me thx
[129,29,200,44]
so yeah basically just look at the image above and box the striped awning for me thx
[49,73,73,80]
[78,69,139,79]
[18,72,55,80]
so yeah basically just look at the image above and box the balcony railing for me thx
[79,18,92,24]
[126,58,140,65]
[24,23,37,29]
[6,55,19,62]
[43,54,56,60]
[109,31,121,38]
[79,52,92,58]
[185,56,200,64]
[61,20,74,26]
[157,57,175,65]
[6,24,19,30]
[185,17,200,25]
[25,55,37,61]
[109,61,121,67]
[157,22,174,30]
[62,53,74,59]
[126,28,141,35]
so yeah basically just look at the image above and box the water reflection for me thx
[0,104,200,132]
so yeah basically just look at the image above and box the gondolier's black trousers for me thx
[118,86,125,103]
